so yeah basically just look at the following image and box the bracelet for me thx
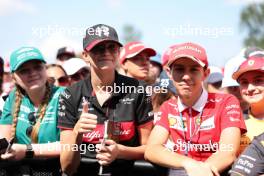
[25,144,34,158]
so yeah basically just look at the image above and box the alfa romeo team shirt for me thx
[57,72,153,173]
[155,89,247,161]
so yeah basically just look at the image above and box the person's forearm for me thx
[145,144,194,169]
[205,151,237,173]
[32,142,60,158]
[0,125,12,140]
[117,144,146,160]
[60,131,83,175]
[205,127,241,173]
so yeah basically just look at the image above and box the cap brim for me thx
[57,52,75,58]
[125,48,156,59]
[167,55,205,67]
[232,68,264,80]
[66,66,86,76]
[150,60,162,67]
[221,77,239,88]
[207,73,223,83]
[85,39,122,51]
[13,58,46,72]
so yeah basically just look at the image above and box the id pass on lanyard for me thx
[179,108,202,156]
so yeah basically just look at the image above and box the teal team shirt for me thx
[0,86,65,144]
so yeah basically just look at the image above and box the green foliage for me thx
[240,3,264,48]
[121,24,142,44]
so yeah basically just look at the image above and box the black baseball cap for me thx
[56,46,75,58]
[83,24,122,51]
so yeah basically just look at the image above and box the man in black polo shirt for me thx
[58,24,154,176]
[229,132,264,176]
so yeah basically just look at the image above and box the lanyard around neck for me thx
[179,108,202,155]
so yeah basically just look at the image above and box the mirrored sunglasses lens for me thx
[26,126,33,136]
[58,76,69,84]
[28,112,36,125]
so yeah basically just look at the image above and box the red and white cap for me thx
[167,42,208,68]
[232,56,264,80]
[119,41,156,64]
[162,44,178,66]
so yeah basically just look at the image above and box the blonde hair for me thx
[11,82,52,143]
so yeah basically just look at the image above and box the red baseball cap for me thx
[162,44,178,66]
[232,56,264,80]
[167,42,208,68]
[119,41,156,64]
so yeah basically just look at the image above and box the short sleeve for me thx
[154,102,170,131]
[0,93,14,124]
[221,95,247,133]
[57,89,79,129]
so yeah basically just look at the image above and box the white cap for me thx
[221,51,246,88]
[62,57,88,76]
[206,66,223,84]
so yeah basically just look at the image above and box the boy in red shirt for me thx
[145,42,247,176]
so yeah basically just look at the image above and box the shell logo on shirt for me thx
[168,114,186,131]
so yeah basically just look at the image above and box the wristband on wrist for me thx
[25,144,34,158]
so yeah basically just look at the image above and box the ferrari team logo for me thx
[248,60,255,66]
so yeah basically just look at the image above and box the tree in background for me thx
[240,3,264,48]
[121,24,142,44]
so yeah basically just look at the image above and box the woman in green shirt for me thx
[0,47,64,175]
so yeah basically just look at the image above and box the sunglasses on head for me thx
[70,68,90,82]
[90,43,119,55]
[26,112,37,137]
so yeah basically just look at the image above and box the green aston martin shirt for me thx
[0,86,64,144]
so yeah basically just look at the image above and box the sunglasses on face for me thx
[26,112,37,137]
[70,68,90,82]
[90,43,119,55]
[48,76,69,86]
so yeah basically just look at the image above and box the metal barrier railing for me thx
[0,158,168,176]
